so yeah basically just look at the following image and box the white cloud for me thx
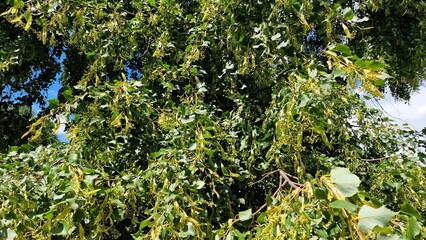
[367,86,426,131]
[56,121,66,135]
[55,115,69,142]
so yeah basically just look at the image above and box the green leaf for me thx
[239,209,252,221]
[329,200,358,212]
[0,49,7,57]
[51,220,72,236]
[313,189,328,200]
[320,81,333,92]
[355,59,366,67]
[407,217,420,240]
[7,228,17,240]
[188,142,197,151]
[147,0,156,7]
[333,44,352,55]
[19,144,31,152]
[257,212,266,223]
[357,192,383,207]
[8,146,19,153]
[69,153,78,162]
[313,125,332,149]
[233,229,246,240]
[64,89,73,101]
[181,115,195,124]
[332,68,346,78]
[271,33,281,41]
[73,209,85,222]
[378,72,392,80]
[277,40,289,49]
[342,8,355,20]
[178,222,196,238]
[374,79,386,86]
[400,203,421,220]
[297,93,310,108]
[358,205,396,234]
[376,234,401,240]
[330,167,361,197]
[48,98,60,109]
[85,51,96,59]
[139,217,152,230]
[192,180,205,189]
[366,61,385,71]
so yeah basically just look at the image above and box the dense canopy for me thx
[1,0,426,239]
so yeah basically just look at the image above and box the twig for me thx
[121,9,137,16]
[249,169,279,186]
[230,169,303,226]
[142,39,151,57]
[51,157,65,166]
[252,203,267,217]
[278,170,303,190]
[360,156,393,162]
[251,175,286,217]
[274,175,283,197]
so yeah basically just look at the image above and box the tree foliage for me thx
[1,0,426,239]
[0,1,61,150]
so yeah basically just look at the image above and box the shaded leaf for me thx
[178,222,196,238]
[400,203,421,220]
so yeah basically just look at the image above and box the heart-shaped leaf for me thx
[331,167,361,197]
[358,205,396,234]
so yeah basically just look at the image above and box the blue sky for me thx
[48,81,69,142]
[33,79,69,142]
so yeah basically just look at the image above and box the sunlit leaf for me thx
[329,200,358,212]
[239,209,252,221]
[332,44,352,55]
[330,168,360,197]
[358,205,396,234]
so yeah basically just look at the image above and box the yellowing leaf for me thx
[24,15,32,31]
[342,23,353,39]
[10,16,22,23]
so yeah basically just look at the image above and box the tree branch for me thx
[278,170,303,190]
[360,156,393,162]
[230,169,304,226]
